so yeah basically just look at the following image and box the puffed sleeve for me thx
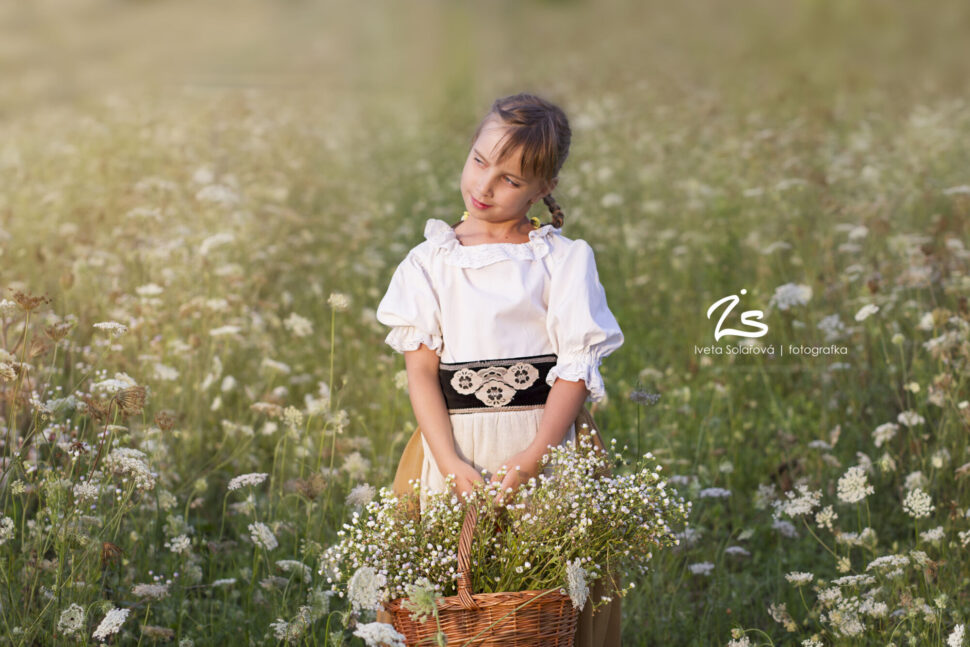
[375,251,444,356]
[545,240,624,402]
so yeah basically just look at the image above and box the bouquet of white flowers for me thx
[320,430,689,645]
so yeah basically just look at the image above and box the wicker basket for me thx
[384,504,578,646]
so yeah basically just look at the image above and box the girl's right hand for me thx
[442,457,485,501]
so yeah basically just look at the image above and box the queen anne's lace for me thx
[423,218,557,269]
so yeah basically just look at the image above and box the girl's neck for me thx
[452,216,533,246]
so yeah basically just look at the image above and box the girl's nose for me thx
[477,175,494,197]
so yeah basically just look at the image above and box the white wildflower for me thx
[353,622,405,647]
[785,572,814,586]
[837,466,874,504]
[897,410,925,427]
[347,566,387,612]
[698,487,731,499]
[135,283,164,297]
[328,292,350,312]
[903,488,935,519]
[93,321,128,337]
[815,505,837,530]
[345,484,377,507]
[283,312,313,338]
[228,473,268,491]
[249,522,278,551]
[688,561,714,576]
[872,422,898,447]
[165,535,191,555]
[132,583,170,600]
[769,283,812,311]
[948,624,965,647]
[854,304,879,321]
[103,448,156,491]
[57,603,85,637]
[565,558,589,609]
[0,516,15,545]
[92,607,129,641]
[275,560,313,584]
[774,484,822,517]
[772,519,798,538]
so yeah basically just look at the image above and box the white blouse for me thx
[375,218,624,402]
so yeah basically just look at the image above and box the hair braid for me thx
[542,194,565,229]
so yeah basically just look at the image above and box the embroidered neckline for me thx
[423,218,558,269]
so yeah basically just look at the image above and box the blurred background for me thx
[2,1,969,645]
[4,0,970,124]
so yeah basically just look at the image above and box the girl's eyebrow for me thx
[472,147,526,181]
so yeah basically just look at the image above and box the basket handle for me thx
[456,504,480,610]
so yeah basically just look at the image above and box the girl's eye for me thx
[505,177,520,187]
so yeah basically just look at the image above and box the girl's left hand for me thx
[490,450,542,505]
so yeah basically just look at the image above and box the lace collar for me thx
[423,218,558,269]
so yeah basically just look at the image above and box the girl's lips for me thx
[471,197,491,209]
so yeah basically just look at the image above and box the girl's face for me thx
[460,117,556,225]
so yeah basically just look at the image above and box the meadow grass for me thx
[1,0,969,645]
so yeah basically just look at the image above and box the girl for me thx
[375,92,624,646]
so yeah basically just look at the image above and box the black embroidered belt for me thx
[438,354,558,414]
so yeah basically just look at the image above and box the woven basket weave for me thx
[384,504,579,646]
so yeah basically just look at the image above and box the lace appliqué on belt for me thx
[449,362,541,408]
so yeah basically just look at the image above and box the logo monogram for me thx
[706,289,769,341]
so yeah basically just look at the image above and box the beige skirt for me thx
[418,407,575,512]
[379,406,623,647]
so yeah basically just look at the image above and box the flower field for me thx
[1,0,969,644]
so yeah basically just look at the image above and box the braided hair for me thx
[460,92,572,230]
